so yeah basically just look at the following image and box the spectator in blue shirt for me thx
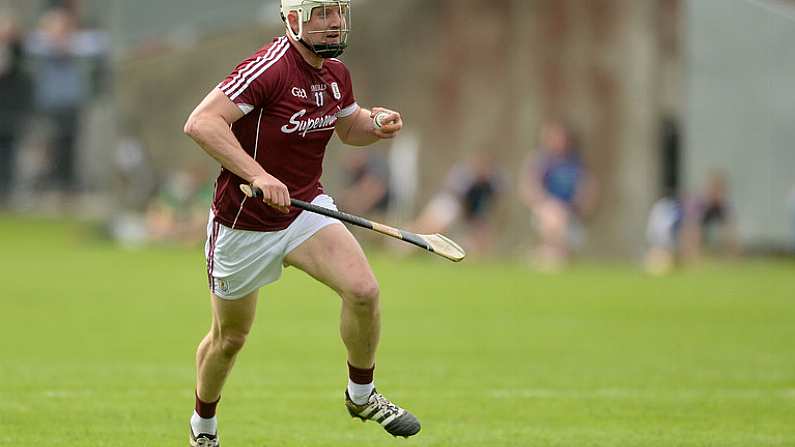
[26,7,108,193]
[518,121,597,270]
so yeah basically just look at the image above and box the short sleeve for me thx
[217,37,290,114]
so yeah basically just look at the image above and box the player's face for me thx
[303,4,348,47]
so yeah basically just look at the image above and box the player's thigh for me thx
[210,289,258,337]
[284,223,377,298]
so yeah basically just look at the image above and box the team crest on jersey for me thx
[331,82,341,100]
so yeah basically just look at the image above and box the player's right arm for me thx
[183,88,290,213]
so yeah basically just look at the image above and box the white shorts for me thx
[205,194,342,300]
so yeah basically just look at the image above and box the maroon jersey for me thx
[212,36,358,231]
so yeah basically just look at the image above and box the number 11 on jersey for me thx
[315,91,324,107]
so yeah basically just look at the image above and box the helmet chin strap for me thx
[297,38,347,59]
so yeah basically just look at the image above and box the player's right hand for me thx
[251,174,291,214]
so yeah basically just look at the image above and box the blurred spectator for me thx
[0,13,33,207]
[681,171,739,260]
[145,165,214,245]
[644,171,739,274]
[338,150,391,218]
[411,151,503,255]
[25,7,108,193]
[113,121,158,211]
[387,130,420,222]
[518,122,597,270]
[644,191,684,275]
[107,132,158,247]
[48,0,81,13]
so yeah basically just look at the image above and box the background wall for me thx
[686,0,795,248]
[115,0,681,257]
[7,0,793,255]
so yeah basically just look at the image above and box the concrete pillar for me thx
[604,0,662,257]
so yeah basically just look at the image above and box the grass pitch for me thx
[1,216,794,446]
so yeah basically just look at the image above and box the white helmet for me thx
[280,0,351,58]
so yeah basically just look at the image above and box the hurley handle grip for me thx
[239,184,373,229]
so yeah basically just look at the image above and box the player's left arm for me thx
[336,106,402,147]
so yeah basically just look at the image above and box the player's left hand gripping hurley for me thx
[240,184,466,262]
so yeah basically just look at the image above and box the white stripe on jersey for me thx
[229,42,291,101]
[231,108,264,230]
[222,36,288,97]
[337,102,359,118]
[237,103,255,114]
[221,39,283,95]
[222,36,286,95]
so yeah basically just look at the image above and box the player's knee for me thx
[343,279,380,309]
[216,331,248,357]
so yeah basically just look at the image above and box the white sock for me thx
[348,379,375,405]
[191,410,217,435]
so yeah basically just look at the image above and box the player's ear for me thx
[287,11,300,34]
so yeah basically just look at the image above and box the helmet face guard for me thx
[281,0,351,59]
